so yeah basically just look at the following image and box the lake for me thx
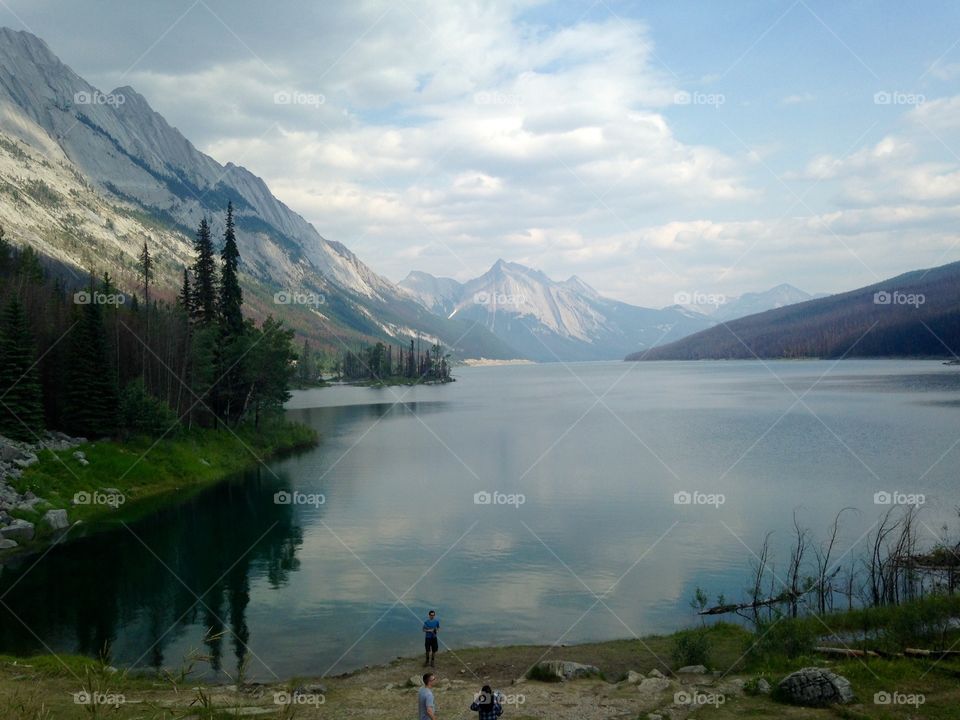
[1,360,959,680]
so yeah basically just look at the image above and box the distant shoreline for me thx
[460,358,536,367]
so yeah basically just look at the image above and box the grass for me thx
[8,421,318,544]
[5,609,960,718]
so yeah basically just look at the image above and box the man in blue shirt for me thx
[422,610,440,667]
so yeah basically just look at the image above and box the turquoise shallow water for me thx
[1,359,958,679]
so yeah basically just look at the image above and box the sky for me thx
[2,0,960,307]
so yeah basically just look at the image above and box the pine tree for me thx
[62,286,119,438]
[0,224,11,275]
[0,299,45,440]
[138,240,153,312]
[178,267,192,313]
[219,202,244,336]
[191,218,218,324]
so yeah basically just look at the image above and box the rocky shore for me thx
[0,432,84,552]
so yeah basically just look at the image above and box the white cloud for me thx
[781,92,815,105]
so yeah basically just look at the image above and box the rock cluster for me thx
[777,667,854,707]
[0,432,84,551]
[530,660,601,681]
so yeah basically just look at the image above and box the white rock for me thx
[42,509,69,530]
[636,677,672,695]
[0,518,34,541]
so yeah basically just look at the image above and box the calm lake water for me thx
[2,360,959,680]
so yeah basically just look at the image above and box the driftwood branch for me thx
[814,646,881,658]
[905,648,960,659]
[698,587,815,616]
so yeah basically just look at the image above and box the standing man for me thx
[422,609,440,667]
[419,672,437,720]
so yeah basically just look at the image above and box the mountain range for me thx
[400,262,821,362]
[630,261,960,361]
[0,27,514,359]
[676,284,827,322]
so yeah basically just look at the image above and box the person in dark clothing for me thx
[469,685,503,719]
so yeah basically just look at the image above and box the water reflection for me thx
[0,467,307,677]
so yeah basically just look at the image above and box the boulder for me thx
[648,668,666,679]
[676,665,708,674]
[407,675,423,687]
[624,670,645,684]
[16,496,43,511]
[0,518,34,542]
[636,677,672,696]
[12,453,38,469]
[42,509,69,531]
[530,660,600,681]
[0,444,21,462]
[0,538,17,550]
[755,678,771,695]
[778,667,853,707]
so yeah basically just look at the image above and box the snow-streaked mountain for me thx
[398,271,465,316]
[678,283,822,322]
[0,27,513,359]
[400,260,714,361]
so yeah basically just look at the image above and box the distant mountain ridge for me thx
[0,27,513,359]
[679,283,826,322]
[629,261,960,360]
[401,260,715,361]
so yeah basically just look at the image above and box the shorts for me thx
[425,636,438,652]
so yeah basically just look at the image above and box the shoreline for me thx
[0,421,318,561]
[6,608,960,719]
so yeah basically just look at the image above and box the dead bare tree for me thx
[813,508,856,615]
[787,511,809,618]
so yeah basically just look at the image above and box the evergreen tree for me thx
[219,202,244,336]
[138,240,153,312]
[243,317,295,427]
[0,224,10,275]
[62,286,119,438]
[178,267,192,313]
[191,218,218,324]
[298,339,313,386]
[0,299,45,440]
